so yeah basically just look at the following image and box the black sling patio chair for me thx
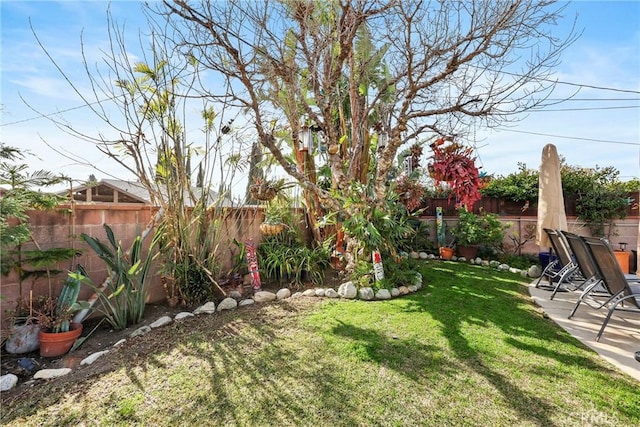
[535,228,580,298]
[578,236,640,342]
[561,231,607,305]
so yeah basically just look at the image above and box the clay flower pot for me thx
[39,322,83,357]
[456,245,478,260]
[439,247,454,260]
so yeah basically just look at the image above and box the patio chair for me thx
[567,233,640,318]
[535,228,580,298]
[579,236,640,341]
[561,231,606,308]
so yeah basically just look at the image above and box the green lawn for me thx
[2,261,638,426]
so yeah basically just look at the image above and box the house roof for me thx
[63,179,228,207]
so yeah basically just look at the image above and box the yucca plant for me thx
[76,224,155,330]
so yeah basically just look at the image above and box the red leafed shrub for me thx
[428,141,482,208]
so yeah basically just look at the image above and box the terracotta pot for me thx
[439,247,454,260]
[457,245,478,260]
[39,322,83,357]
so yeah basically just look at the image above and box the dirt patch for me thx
[1,303,186,379]
[0,281,327,405]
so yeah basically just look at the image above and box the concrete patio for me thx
[529,282,640,382]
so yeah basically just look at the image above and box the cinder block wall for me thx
[2,202,638,334]
[0,203,283,331]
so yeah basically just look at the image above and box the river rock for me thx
[81,350,109,366]
[130,325,152,338]
[0,374,18,391]
[217,297,238,311]
[175,312,195,321]
[528,265,542,278]
[34,368,72,380]
[358,287,374,301]
[150,316,172,328]
[254,291,277,302]
[375,289,391,300]
[338,281,357,299]
[325,288,339,298]
[194,302,216,314]
[276,288,291,300]
[302,289,316,297]
[239,299,255,307]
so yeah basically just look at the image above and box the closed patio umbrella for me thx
[536,143,568,248]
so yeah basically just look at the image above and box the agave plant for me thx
[77,224,156,330]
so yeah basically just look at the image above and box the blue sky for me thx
[1,1,639,196]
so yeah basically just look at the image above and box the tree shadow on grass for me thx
[399,263,637,425]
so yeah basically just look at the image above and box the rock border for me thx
[1,255,541,391]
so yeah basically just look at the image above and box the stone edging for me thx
[1,256,542,391]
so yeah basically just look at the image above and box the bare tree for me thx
[30,6,254,304]
[160,0,577,246]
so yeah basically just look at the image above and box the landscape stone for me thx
[130,325,152,338]
[314,288,326,297]
[521,270,529,277]
[290,292,303,298]
[481,260,490,267]
[410,251,420,259]
[509,267,521,274]
[498,263,510,271]
[150,316,172,328]
[375,289,391,300]
[408,285,418,293]
[217,297,238,311]
[228,290,242,300]
[427,254,437,259]
[0,374,18,391]
[414,273,423,288]
[391,288,400,297]
[254,291,277,302]
[81,350,109,366]
[175,312,195,320]
[194,301,216,314]
[458,256,467,263]
[451,256,458,261]
[528,265,542,278]
[5,324,40,354]
[113,339,126,347]
[338,281,357,299]
[239,299,255,307]
[276,288,291,300]
[475,257,483,264]
[419,252,429,260]
[34,368,72,380]
[398,286,410,295]
[325,288,339,298]
[358,287,374,301]
[302,289,317,297]
[489,260,501,267]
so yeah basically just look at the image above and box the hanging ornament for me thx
[404,156,413,175]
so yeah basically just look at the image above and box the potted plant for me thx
[259,198,292,236]
[451,207,505,259]
[36,267,90,357]
[439,245,455,260]
[249,178,293,202]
